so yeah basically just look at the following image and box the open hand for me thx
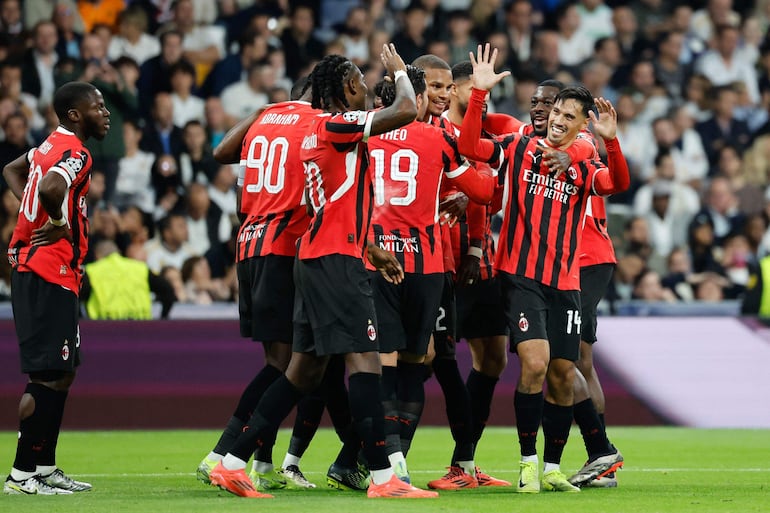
[469,43,511,91]
[589,97,617,140]
[367,244,404,284]
[380,43,406,79]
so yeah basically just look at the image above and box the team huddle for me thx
[3,43,627,498]
[194,43,628,499]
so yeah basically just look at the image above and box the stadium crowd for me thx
[1,0,770,310]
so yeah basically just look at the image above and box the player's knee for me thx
[29,370,75,391]
[481,353,507,377]
[264,342,292,370]
[520,356,548,383]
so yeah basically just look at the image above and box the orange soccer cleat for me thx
[367,474,439,498]
[209,463,274,498]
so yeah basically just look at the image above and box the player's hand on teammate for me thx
[439,192,469,227]
[538,143,572,177]
[31,220,72,246]
[367,244,404,284]
[457,253,481,287]
[590,97,617,141]
[469,43,511,92]
[380,43,406,80]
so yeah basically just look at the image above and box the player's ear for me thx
[66,108,81,123]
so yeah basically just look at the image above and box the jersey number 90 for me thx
[244,135,289,194]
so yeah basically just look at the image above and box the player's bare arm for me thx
[369,44,417,136]
[366,242,405,285]
[2,152,30,200]
[31,171,72,246]
[213,104,272,164]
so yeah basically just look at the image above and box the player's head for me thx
[302,54,366,112]
[53,81,110,141]
[547,85,594,147]
[376,65,426,117]
[291,76,310,101]
[530,79,564,137]
[412,54,452,120]
[449,60,479,118]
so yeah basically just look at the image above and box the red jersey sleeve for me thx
[565,134,597,163]
[465,200,486,245]
[483,112,524,136]
[49,147,90,187]
[457,88,501,165]
[323,110,376,144]
[591,138,630,196]
[438,129,495,204]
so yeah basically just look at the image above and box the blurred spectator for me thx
[141,92,184,161]
[720,233,752,297]
[694,24,759,105]
[179,120,218,185]
[631,0,667,42]
[220,63,271,122]
[161,265,187,303]
[180,255,232,303]
[613,92,656,193]
[555,2,594,66]
[682,73,713,122]
[627,60,671,125]
[207,164,237,230]
[20,21,59,110]
[420,0,450,43]
[336,6,370,67]
[609,253,646,301]
[151,154,184,221]
[693,274,727,301]
[744,213,768,257]
[662,246,696,300]
[200,28,268,99]
[184,182,228,256]
[689,0,740,43]
[53,2,84,60]
[632,268,678,302]
[576,0,614,44]
[732,80,767,133]
[667,5,707,66]
[162,0,226,84]
[653,30,691,102]
[265,47,293,95]
[0,0,23,37]
[391,4,428,66]
[108,5,161,66]
[504,0,535,67]
[696,85,751,169]
[0,113,32,177]
[495,70,535,119]
[695,175,746,246]
[611,5,647,63]
[145,213,197,273]
[529,30,577,83]
[641,180,689,259]
[137,29,189,120]
[713,144,764,216]
[280,4,324,81]
[688,212,723,273]
[169,60,205,128]
[0,186,18,242]
[24,0,85,36]
[448,10,478,65]
[82,239,176,319]
[579,59,615,102]
[623,215,655,262]
[114,119,155,214]
[0,61,45,135]
[203,97,228,148]
[78,0,124,34]
[649,115,708,185]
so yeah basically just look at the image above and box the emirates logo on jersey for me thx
[518,313,529,333]
[367,319,377,341]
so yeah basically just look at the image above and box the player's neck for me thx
[59,123,86,142]
[446,107,463,127]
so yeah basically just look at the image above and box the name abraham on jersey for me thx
[259,113,300,125]
[522,167,579,204]
[377,233,420,253]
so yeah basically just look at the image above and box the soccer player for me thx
[208,46,437,499]
[457,44,629,493]
[3,81,110,495]
[368,65,495,485]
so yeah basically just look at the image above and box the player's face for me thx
[416,90,429,120]
[346,65,368,111]
[450,78,473,116]
[423,67,452,119]
[530,85,559,136]
[547,98,587,147]
[81,89,111,141]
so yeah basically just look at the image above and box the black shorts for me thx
[432,272,457,360]
[293,255,379,357]
[11,270,81,374]
[370,271,443,355]
[499,272,581,361]
[237,255,295,343]
[579,263,615,344]
[456,276,508,339]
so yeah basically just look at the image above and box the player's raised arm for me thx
[368,44,417,136]
[457,44,510,163]
[590,97,630,195]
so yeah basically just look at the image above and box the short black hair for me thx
[376,65,426,107]
[538,79,564,90]
[302,54,354,111]
[169,60,196,78]
[53,81,97,120]
[554,85,594,117]
[451,60,473,82]
[412,54,451,71]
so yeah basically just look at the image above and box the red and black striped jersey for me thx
[236,101,318,260]
[580,195,617,266]
[458,88,630,290]
[8,127,92,294]
[298,109,376,260]
[367,120,476,274]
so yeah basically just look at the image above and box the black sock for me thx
[599,413,606,431]
[542,401,573,464]
[229,375,304,462]
[514,391,543,457]
[466,369,498,445]
[380,365,400,457]
[38,390,67,467]
[14,383,58,472]
[349,372,389,471]
[433,358,474,464]
[397,361,425,457]
[573,399,612,458]
[323,357,360,468]
[287,391,325,459]
[214,365,283,455]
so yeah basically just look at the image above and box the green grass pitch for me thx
[0,427,767,512]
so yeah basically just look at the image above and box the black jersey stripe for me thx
[505,136,528,258]
[391,228,406,270]
[533,174,553,284]
[271,210,294,243]
[549,181,572,288]
[409,226,423,274]
[68,177,89,272]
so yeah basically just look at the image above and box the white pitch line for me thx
[75,468,770,478]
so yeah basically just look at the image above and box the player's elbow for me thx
[392,96,417,126]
